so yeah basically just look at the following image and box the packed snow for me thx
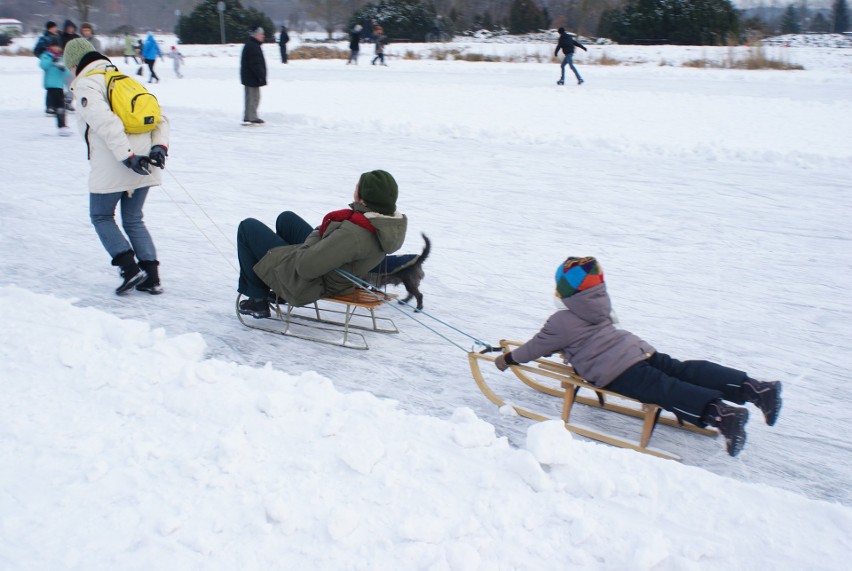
[1,34,851,568]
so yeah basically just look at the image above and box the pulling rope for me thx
[335,269,494,353]
[161,168,238,272]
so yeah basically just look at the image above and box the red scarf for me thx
[319,209,377,238]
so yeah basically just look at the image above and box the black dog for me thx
[368,233,431,310]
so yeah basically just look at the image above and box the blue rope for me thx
[335,269,493,353]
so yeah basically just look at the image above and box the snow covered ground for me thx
[2,38,852,568]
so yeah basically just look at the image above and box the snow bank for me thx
[1,286,850,569]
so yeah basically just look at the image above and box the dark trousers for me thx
[145,58,158,81]
[606,352,747,427]
[46,88,66,128]
[280,47,288,63]
[237,211,313,298]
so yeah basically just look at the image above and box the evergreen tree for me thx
[349,0,439,42]
[507,0,548,34]
[833,0,850,32]
[177,0,274,45]
[598,0,739,45]
[810,12,831,32]
[781,5,801,34]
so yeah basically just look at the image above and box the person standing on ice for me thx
[167,46,185,78]
[347,24,362,64]
[371,25,387,66]
[236,170,407,318]
[240,27,267,125]
[494,256,783,457]
[141,32,162,83]
[278,25,289,63]
[64,38,170,296]
[554,27,587,85]
[79,22,102,52]
[39,37,71,136]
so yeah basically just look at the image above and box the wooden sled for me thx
[236,290,398,350]
[469,340,718,461]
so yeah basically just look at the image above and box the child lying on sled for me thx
[494,256,782,457]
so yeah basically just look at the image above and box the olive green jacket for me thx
[253,207,408,307]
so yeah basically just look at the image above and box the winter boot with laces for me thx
[742,378,782,426]
[238,297,271,319]
[112,250,146,295]
[136,260,163,295]
[701,399,749,457]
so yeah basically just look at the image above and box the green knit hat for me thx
[63,37,96,69]
[358,170,398,215]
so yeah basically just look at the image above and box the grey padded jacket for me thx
[510,284,655,387]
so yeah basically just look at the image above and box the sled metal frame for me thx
[236,290,398,350]
[468,340,717,461]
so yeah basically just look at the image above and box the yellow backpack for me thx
[87,66,161,134]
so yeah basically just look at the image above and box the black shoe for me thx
[578,79,584,85]
[556,79,564,85]
[112,250,146,295]
[250,118,265,125]
[702,400,749,457]
[267,290,286,305]
[136,260,163,295]
[239,298,271,319]
[742,378,782,426]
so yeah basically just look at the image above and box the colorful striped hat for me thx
[555,256,604,298]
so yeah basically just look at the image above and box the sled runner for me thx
[236,290,398,350]
[468,340,718,461]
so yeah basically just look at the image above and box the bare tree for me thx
[74,0,96,23]
[302,0,357,38]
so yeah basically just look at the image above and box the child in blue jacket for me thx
[39,38,71,135]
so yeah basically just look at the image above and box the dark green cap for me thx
[358,170,398,215]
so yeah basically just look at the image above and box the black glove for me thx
[123,154,150,175]
[148,145,168,169]
[494,351,516,372]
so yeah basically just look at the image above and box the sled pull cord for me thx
[161,168,239,272]
[336,269,494,353]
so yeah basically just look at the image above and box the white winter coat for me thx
[70,58,170,194]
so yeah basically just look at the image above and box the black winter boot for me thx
[136,260,163,295]
[742,378,782,426]
[701,400,749,457]
[111,250,146,295]
[239,297,271,319]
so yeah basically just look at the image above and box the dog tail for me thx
[418,233,431,264]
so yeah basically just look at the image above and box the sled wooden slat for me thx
[468,352,681,461]
[499,340,716,438]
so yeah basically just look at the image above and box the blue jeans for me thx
[560,54,582,82]
[237,211,313,298]
[89,188,156,261]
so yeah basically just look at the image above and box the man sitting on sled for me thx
[494,256,782,457]
[236,170,407,318]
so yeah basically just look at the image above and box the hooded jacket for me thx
[142,34,161,60]
[253,205,407,307]
[70,57,170,194]
[510,284,655,387]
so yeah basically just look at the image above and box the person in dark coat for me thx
[278,26,289,63]
[347,25,362,65]
[60,20,79,48]
[33,21,61,114]
[554,27,587,85]
[240,27,267,125]
[494,256,783,457]
[59,20,80,111]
